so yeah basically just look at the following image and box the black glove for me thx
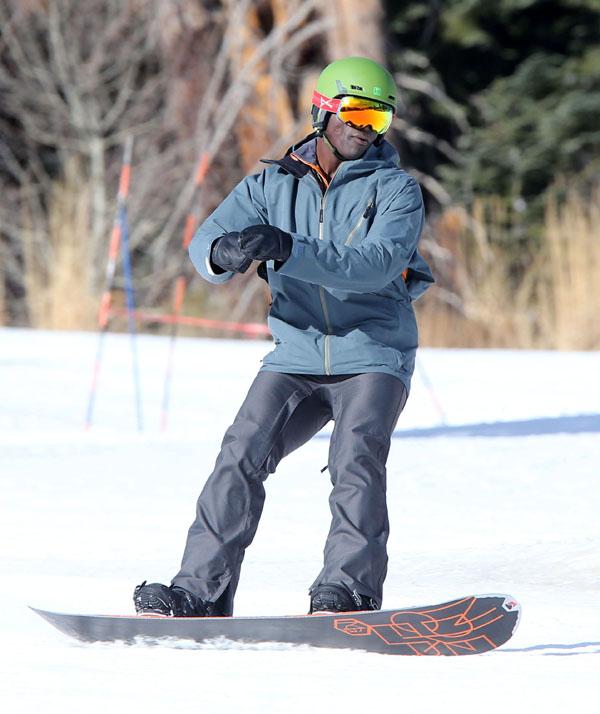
[210,232,252,274]
[239,225,293,264]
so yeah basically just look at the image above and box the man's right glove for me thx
[210,232,252,274]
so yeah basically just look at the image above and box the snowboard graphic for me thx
[32,593,520,655]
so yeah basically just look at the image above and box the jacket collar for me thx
[260,132,318,178]
[261,132,401,180]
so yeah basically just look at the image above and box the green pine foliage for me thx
[385,0,600,210]
[447,47,600,205]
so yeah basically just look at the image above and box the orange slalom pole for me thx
[84,137,134,430]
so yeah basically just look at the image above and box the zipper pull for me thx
[318,204,325,241]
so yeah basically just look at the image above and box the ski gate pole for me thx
[84,137,134,430]
[119,201,143,431]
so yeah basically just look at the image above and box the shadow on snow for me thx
[390,413,600,439]
[315,413,600,439]
[498,641,600,656]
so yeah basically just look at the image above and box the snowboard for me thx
[31,594,520,655]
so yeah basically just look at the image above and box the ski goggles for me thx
[313,91,394,134]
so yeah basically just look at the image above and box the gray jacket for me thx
[189,134,434,391]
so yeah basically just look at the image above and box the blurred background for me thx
[1,0,598,349]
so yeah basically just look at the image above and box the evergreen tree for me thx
[385,0,600,210]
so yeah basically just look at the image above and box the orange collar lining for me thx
[290,152,330,190]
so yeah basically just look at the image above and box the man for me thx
[135,56,434,618]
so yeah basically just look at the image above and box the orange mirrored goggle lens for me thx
[337,96,394,134]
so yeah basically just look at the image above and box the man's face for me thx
[325,113,378,160]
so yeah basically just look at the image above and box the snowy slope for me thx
[1,328,599,713]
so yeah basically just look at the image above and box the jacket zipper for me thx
[318,190,333,375]
[345,197,375,246]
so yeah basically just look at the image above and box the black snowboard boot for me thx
[133,581,215,617]
[309,583,379,614]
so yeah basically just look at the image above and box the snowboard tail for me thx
[31,593,520,656]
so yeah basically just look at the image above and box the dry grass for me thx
[418,184,600,350]
[22,161,97,330]
[538,186,600,349]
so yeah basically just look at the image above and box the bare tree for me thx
[0,0,330,328]
[0,0,167,325]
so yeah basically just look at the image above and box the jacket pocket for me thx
[345,196,376,246]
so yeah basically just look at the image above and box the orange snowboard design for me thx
[334,596,520,655]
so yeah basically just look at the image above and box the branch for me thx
[207,0,320,157]
[47,2,91,133]
[410,168,452,205]
[393,117,463,164]
[395,72,470,133]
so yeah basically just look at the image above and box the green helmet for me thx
[311,56,397,133]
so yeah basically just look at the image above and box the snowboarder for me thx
[135,56,434,618]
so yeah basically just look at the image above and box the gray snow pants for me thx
[172,371,407,615]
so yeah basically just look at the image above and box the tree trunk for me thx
[231,0,297,171]
[325,0,385,63]
[88,136,107,268]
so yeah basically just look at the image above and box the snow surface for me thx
[1,327,599,713]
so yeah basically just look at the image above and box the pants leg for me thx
[172,371,331,614]
[310,373,408,608]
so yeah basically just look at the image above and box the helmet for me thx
[311,56,397,134]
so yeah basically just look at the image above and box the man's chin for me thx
[342,142,370,160]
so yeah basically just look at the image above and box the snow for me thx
[1,327,599,713]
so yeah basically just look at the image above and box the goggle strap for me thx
[312,90,341,113]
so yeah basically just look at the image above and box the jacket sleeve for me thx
[188,173,268,284]
[277,177,426,294]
